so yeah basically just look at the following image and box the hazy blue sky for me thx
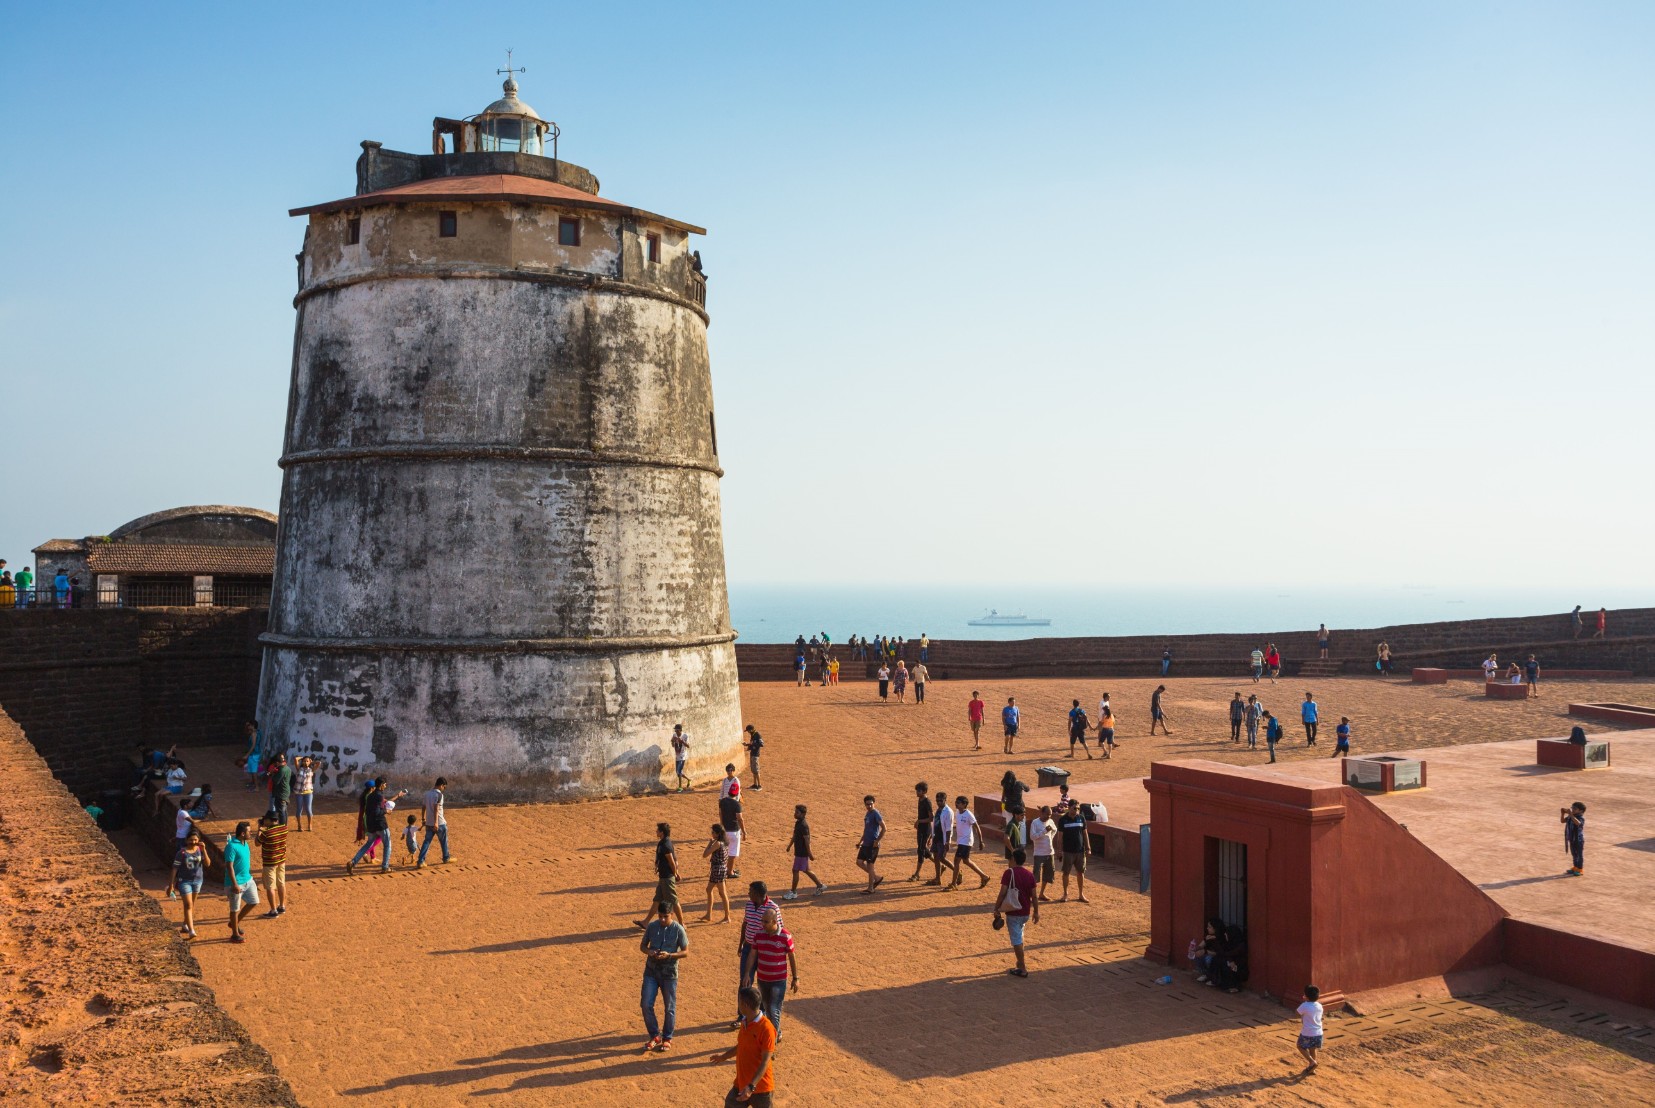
[3,2,1651,592]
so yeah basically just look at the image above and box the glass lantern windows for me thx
[479,115,544,155]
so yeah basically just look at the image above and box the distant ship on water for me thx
[968,609,1052,627]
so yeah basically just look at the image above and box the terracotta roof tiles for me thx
[83,543,275,577]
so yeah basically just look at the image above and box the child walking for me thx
[1562,801,1586,876]
[1296,985,1324,1072]
[403,814,419,865]
[1332,717,1351,758]
[783,804,827,899]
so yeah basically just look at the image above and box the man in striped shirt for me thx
[257,812,289,918]
[735,882,782,1027]
[744,907,799,1043]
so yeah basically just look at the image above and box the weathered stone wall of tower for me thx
[258,204,742,801]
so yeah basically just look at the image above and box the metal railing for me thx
[0,582,272,610]
[686,272,706,308]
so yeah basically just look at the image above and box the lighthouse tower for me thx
[259,70,741,800]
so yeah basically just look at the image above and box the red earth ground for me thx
[121,675,1655,1106]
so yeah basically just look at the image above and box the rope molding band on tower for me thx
[277,442,723,477]
[259,631,739,654]
[293,265,710,322]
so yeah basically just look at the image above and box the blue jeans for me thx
[758,978,788,1040]
[417,824,450,864]
[352,829,391,870]
[1161,659,1171,675]
[641,973,677,1040]
[737,942,753,1016]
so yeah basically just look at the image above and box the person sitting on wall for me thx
[1505,662,1523,685]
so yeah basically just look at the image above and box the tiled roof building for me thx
[29,506,275,608]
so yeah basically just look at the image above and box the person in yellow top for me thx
[0,572,14,608]
[827,656,840,686]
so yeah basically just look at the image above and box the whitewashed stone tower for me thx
[259,71,741,800]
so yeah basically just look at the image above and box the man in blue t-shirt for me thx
[856,795,885,893]
[1002,699,1021,755]
[1301,693,1319,746]
[223,820,259,943]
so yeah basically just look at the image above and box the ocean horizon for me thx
[727,585,1654,644]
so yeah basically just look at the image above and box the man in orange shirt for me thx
[713,986,775,1106]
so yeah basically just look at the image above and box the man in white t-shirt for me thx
[1028,805,1057,901]
[1295,985,1324,1072]
[947,797,989,890]
[1482,655,1499,683]
[1250,649,1265,683]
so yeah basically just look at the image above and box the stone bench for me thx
[1412,668,1449,684]
[1536,738,1611,770]
[1486,681,1530,700]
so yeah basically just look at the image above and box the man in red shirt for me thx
[967,691,985,751]
[743,907,799,1043]
[993,848,1040,978]
[713,986,775,1107]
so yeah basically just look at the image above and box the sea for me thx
[727,585,1653,644]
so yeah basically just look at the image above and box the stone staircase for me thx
[1296,659,1345,679]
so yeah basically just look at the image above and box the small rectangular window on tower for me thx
[438,211,458,238]
[558,217,581,247]
[646,232,661,263]
[346,217,361,245]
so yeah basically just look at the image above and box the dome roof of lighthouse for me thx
[480,76,541,120]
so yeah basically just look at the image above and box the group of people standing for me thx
[848,633,931,663]
[875,658,930,703]
[1227,691,1352,763]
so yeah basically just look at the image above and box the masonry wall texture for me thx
[0,608,262,796]
[261,184,742,803]
[0,708,298,1104]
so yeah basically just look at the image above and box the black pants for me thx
[915,682,926,703]
[1304,722,1318,743]
[1230,719,1241,741]
[725,1089,773,1108]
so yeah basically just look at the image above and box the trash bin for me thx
[1036,765,1070,790]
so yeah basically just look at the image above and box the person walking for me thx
[1001,697,1021,755]
[223,821,258,944]
[794,652,807,687]
[712,986,776,1108]
[906,782,935,882]
[782,805,826,899]
[992,848,1039,978]
[1250,647,1265,683]
[1570,605,1583,639]
[1150,685,1171,735]
[719,765,745,879]
[256,813,289,919]
[1097,693,1117,758]
[948,795,989,890]
[635,822,685,929]
[1229,693,1245,743]
[1067,700,1094,759]
[1376,641,1392,675]
[1265,644,1281,683]
[167,828,207,939]
[911,661,929,704]
[639,898,688,1052]
[856,795,885,893]
[1301,693,1319,746]
[876,663,891,702]
[919,633,930,662]
[699,824,734,921]
[1245,695,1264,750]
[670,725,691,792]
[1296,985,1324,1073]
[744,907,799,1043]
[927,791,955,886]
[743,725,764,790]
[1562,802,1587,876]
[1317,625,1330,660]
[1333,717,1352,757]
[1264,711,1282,763]
[1055,799,1090,903]
[346,780,403,874]
[967,691,985,750]
[736,883,783,1025]
[416,777,453,867]
[1594,607,1607,639]
[1029,805,1057,901]
[892,660,909,703]
[1525,654,1542,698]
[1161,648,1173,677]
